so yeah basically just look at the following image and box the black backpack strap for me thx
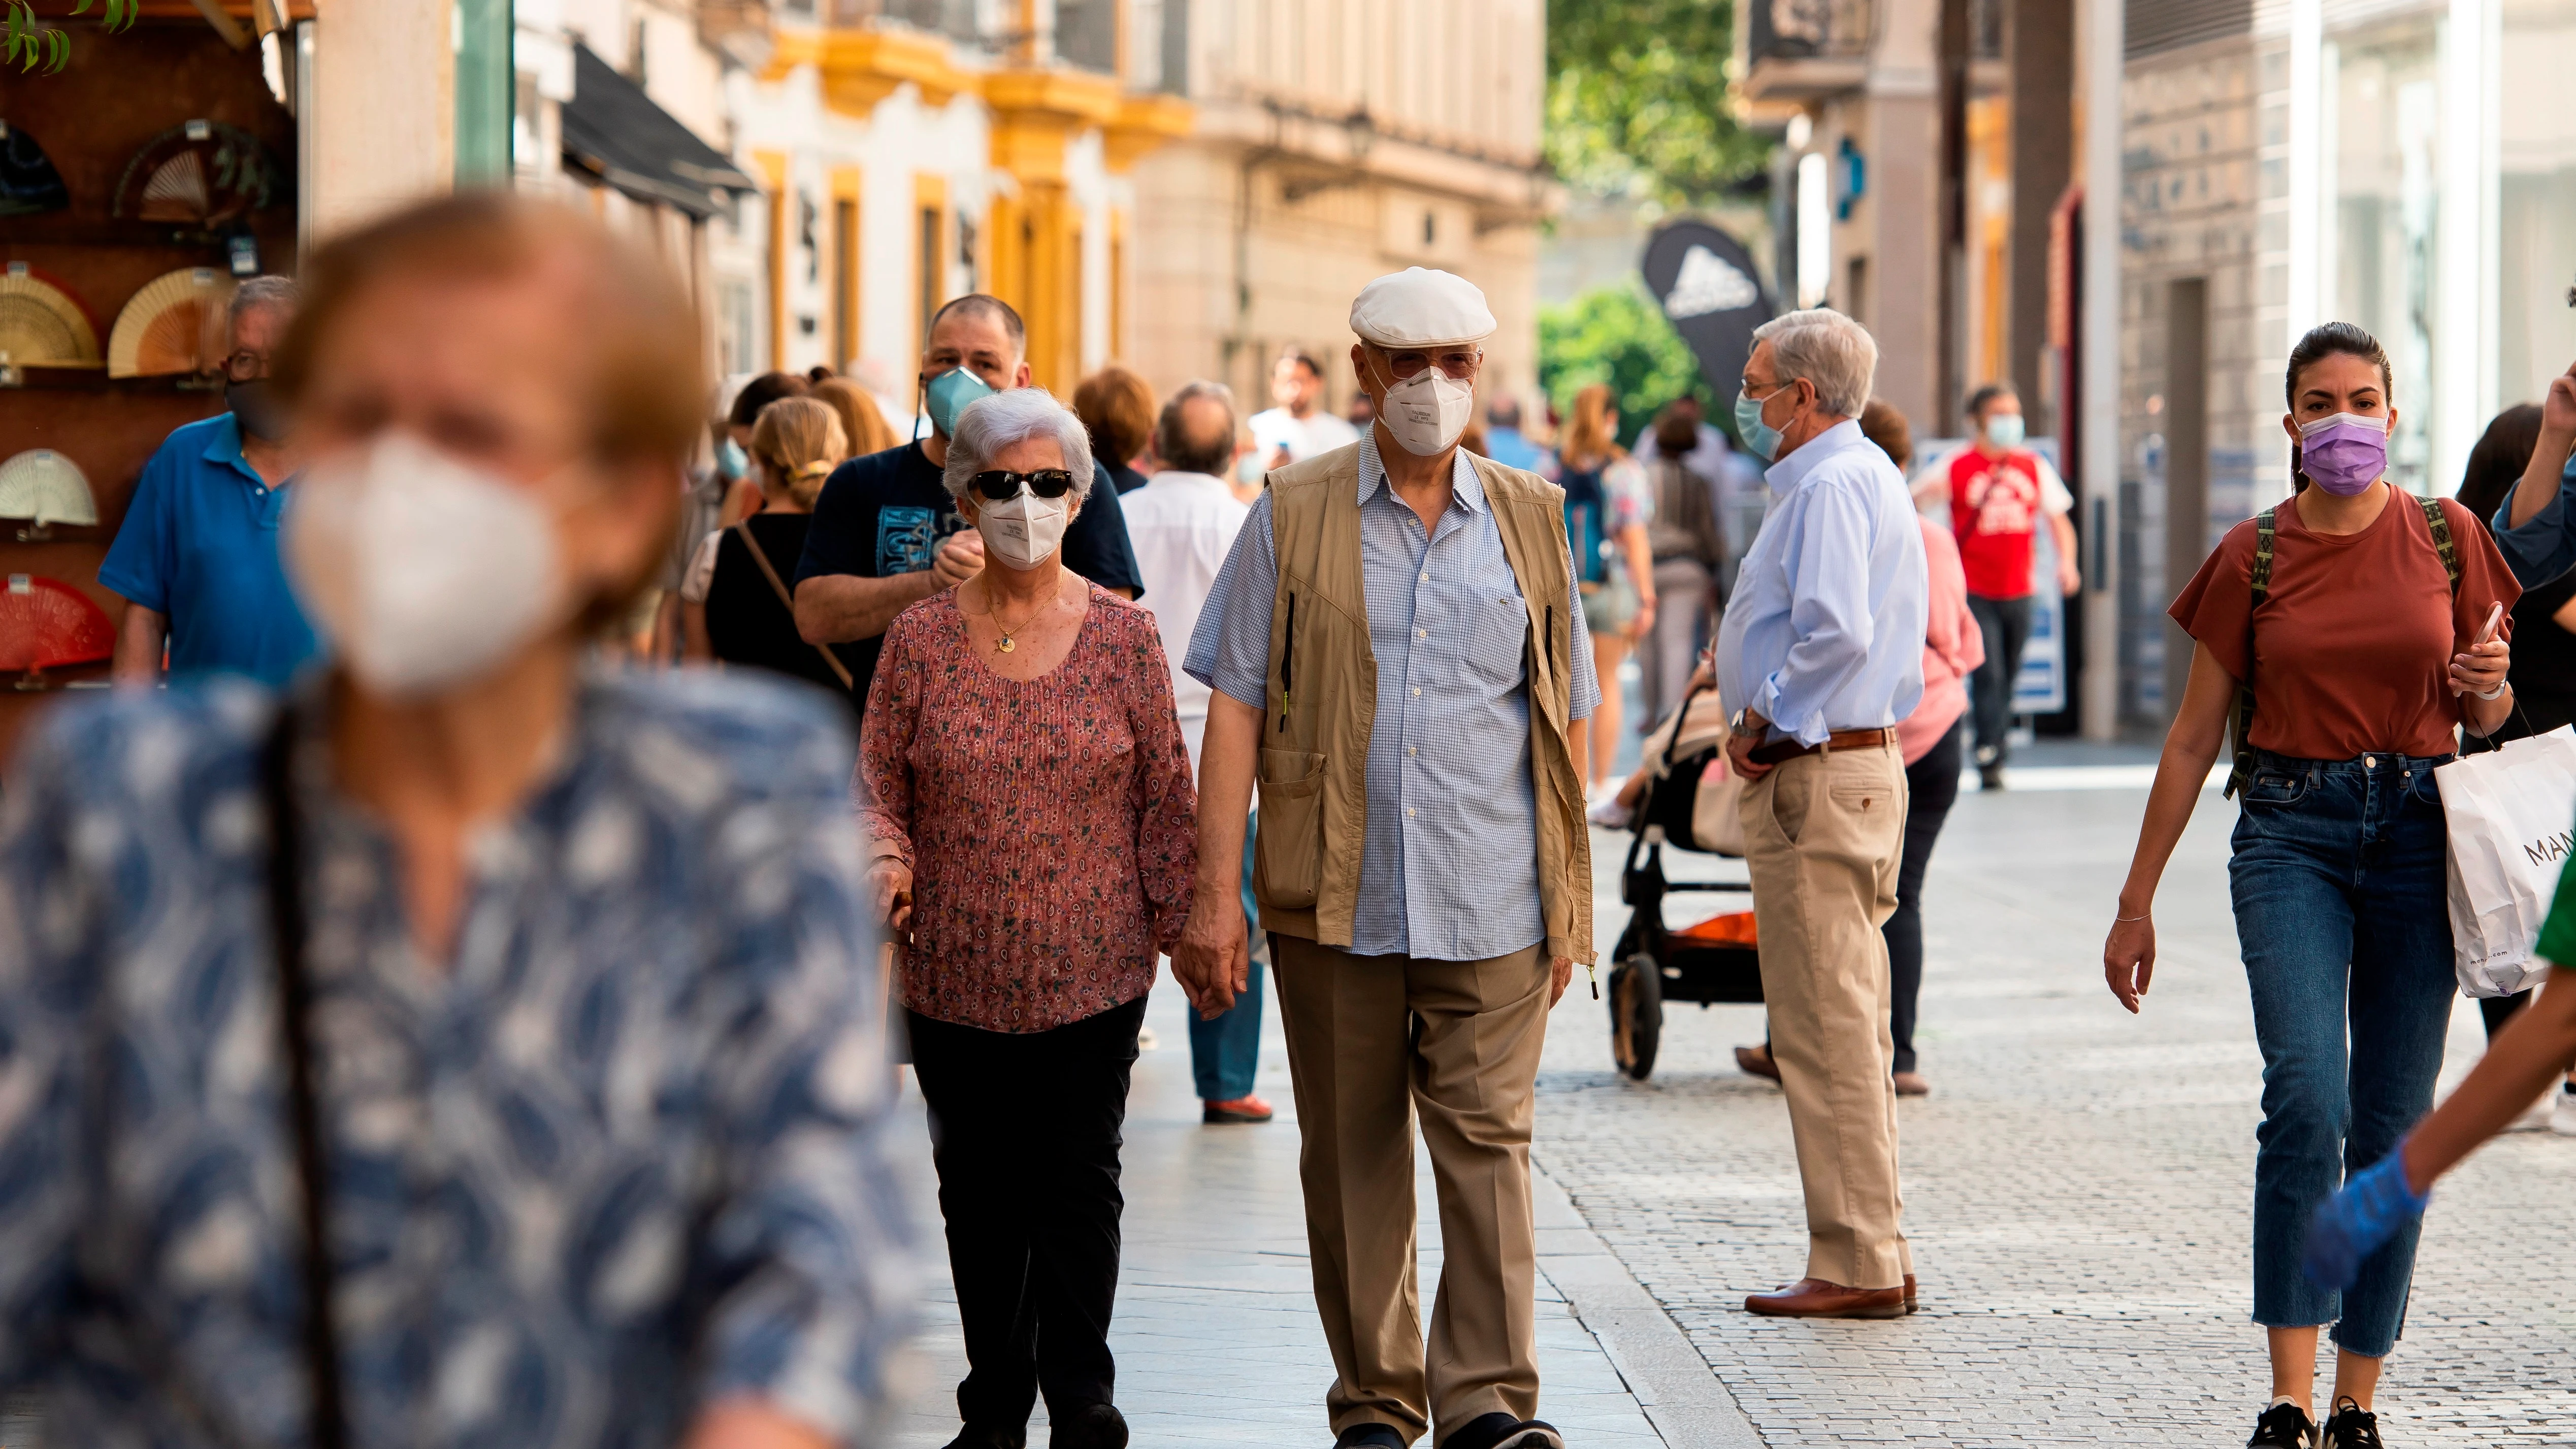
[2225,508,2276,800]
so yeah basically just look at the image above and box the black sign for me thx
[1641,221,1775,405]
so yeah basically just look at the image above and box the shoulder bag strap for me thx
[2225,508,2277,800]
[731,521,857,691]
[262,709,348,1449]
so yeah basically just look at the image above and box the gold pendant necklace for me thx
[977,589,1045,655]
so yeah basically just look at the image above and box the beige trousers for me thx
[1270,934,1552,1445]
[1739,740,1913,1290]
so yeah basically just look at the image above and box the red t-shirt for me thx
[2167,493,2519,760]
[1948,446,2046,599]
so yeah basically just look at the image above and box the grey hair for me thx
[228,274,300,328]
[941,387,1095,502]
[1752,308,1877,418]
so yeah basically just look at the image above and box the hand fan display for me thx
[113,120,281,227]
[0,120,70,218]
[0,263,103,369]
[0,450,99,541]
[108,268,235,378]
[0,575,115,675]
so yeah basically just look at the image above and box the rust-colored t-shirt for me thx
[2168,493,2519,760]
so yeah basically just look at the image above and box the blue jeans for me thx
[2229,748,2456,1358]
[1190,813,1266,1101]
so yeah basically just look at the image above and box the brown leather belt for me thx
[1747,727,1897,767]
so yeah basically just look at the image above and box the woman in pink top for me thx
[857,388,1195,1449]
[1875,401,1982,1095]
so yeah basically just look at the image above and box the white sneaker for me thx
[1136,1026,1159,1052]
[2554,1087,2576,1137]
[1587,794,1633,829]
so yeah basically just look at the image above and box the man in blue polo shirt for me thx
[102,276,318,686]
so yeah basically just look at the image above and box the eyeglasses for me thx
[968,469,1076,501]
[223,350,270,383]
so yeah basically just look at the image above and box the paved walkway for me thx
[886,754,2576,1448]
[1542,771,2576,1447]
[885,983,1731,1448]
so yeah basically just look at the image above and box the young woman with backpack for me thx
[2100,322,2520,1449]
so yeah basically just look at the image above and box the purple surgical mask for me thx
[2296,412,2388,496]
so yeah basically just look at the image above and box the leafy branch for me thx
[1547,0,1771,210]
[5,0,139,76]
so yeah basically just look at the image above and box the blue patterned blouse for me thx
[0,672,915,1449]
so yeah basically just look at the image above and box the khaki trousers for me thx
[1270,934,1551,1445]
[1739,740,1914,1290]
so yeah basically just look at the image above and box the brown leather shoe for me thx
[1892,1070,1930,1097]
[1734,1043,1781,1082]
[1745,1277,1908,1319]
[1904,1273,1917,1313]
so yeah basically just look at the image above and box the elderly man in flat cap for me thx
[1172,268,1597,1449]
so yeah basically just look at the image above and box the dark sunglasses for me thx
[969,469,1077,501]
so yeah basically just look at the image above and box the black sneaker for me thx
[1334,1426,1408,1449]
[2248,1399,2316,1448]
[2320,1397,2384,1448]
[1049,1403,1127,1449]
[1439,1414,1564,1449]
[1978,763,2007,792]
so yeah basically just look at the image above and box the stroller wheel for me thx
[1609,953,1664,1081]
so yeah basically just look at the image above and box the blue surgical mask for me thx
[924,365,995,438]
[1734,387,1783,464]
[1985,413,2026,449]
[714,437,749,481]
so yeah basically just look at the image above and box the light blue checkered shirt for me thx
[1184,437,1598,962]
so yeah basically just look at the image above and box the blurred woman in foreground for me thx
[0,193,910,1449]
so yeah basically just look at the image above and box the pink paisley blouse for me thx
[858,585,1197,1032]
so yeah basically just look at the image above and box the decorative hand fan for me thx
[0,450,99,540]
[0,263,103,369]
[0,121,70,219]
[113,120,280,227]
[108,268,234,378]
[0,575,115,674]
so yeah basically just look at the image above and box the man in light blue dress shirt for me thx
[1713,308,1929,1321]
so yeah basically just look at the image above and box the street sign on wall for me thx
[1642,221,1775,402]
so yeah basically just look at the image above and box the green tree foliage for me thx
[1539,282,1716,448]
[6,0,137,75]
[1546,0,1770,208]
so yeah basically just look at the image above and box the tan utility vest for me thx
[1249,442,1594,964]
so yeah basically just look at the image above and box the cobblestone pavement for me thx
[1540,769,2576,1446]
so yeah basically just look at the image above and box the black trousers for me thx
[1966,593,2034,767]
[907,995,1148,1428]
[1883,723,1963,1073]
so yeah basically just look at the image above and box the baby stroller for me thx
[1604,678,1762,1081]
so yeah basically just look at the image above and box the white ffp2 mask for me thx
[1374,363,1475,456]
[284,432,568,697]
[975,488,1071,570]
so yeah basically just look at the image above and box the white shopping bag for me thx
[2436,726,2576,997]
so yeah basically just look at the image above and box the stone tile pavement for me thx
[1540,772,2576,1446]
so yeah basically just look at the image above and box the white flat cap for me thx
[1350,267,1495,349]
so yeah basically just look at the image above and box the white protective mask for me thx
[974,487,1072,570]
[1375,361,1475,456]
[284,432,568,697]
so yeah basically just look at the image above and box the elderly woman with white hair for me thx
[1711,306,1930,1322]
[857,385,1196,1449]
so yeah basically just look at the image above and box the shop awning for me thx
[561,42,760,218]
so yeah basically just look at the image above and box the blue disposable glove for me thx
[2302,1145,2430,1291]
